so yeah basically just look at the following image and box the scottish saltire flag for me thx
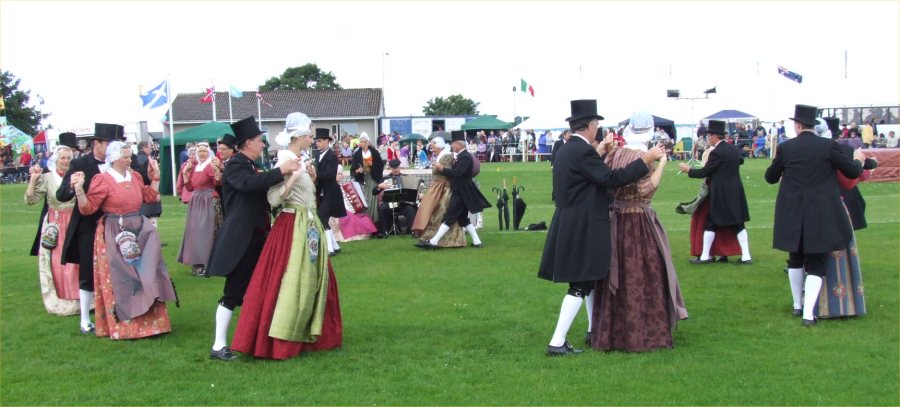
[229,85,243,98]
[777,65,803,84]
[140,80,168,108]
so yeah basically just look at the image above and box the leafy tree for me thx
[422,94,480,116]
[1,70,49,135]
[259,64,342,91]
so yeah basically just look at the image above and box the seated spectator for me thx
[753,132,768,158]
[398,143,410,167]
[885,131,898,148]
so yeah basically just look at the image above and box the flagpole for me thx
[167,75,177,197]
[228,92,234,123]
[257,91,262,124]
[211,81,217,122]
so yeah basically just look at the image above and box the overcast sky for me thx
[2,0,898,133]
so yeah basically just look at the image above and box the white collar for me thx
[570,133,591,145]
[195,156,212,172]
[106,167,132,183]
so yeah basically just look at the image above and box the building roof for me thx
[171,88,383,123]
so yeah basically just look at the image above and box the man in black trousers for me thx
[765,104,865,327]
[416,130,491,249]
[313,128,346,256]
[57,124,123,334]
[679,119,753,265]
[206,116,299,360]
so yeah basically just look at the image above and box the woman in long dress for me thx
[350,133,384,226]
[232,113,342,359]
[177,141,223,276]
[591,114,688,352]
[411,137,465,247]
[24,146,81,315]
[71,141,178,339]
[175,146,196,204]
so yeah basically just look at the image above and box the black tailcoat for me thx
[206,152,285,277]
[315,148,347,219]
[765,132,862,253]
[538,136,649,283]
[56,153,105,265]
[440,149,491,214]
[687,140,750,226]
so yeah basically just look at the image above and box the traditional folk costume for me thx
[78,142,177,339]
[313,128,348,254]
[411,139,465,247]
[177,150,222,276]
[25,144,81,315]
[350,136,385,228]
[591,113,687,352]
[232,144,342,359]
[765,105,863,326]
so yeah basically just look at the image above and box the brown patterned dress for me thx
[411,151,465,247]
[591,148,688,352]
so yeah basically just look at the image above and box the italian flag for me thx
[520,79,534,97]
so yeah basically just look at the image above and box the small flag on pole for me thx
[200,87,215,103]
[256,91,273,108]
[777,65,803,84]
[520,79,534,96]
[229,85,243,98]
[140,80,168,108]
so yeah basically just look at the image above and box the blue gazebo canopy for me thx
[703,110,757,121]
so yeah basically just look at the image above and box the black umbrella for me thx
[492,180,510,230]
[511,177,527,231]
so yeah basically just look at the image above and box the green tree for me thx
[259,64,343,91]
[422,94,480,116]
[1,70,49,135]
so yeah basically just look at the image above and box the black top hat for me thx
[790,104,818,127]
[450,130,465,142]
[58,132,78,148]
[706,120,727,136]
[217,134,236,149]
[823,117,841,139]
[565,99,605,122]
[90,123,124,142]
[230,116,264,146]
[388,159,401,168]
[313,128,332,141]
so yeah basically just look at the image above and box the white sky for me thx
[2,0,899,133]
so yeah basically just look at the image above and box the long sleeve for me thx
[688,150,722,179]
[267,182,287,208]
[583,149,649,189]
[56,164,77,203]
[25,173,48,205]
[79,175,109,216]
[764,147,784,184]
[137,171,160,203]
[829,142,862,179]
[225,159,285,193]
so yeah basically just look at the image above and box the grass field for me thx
[1,159,898,406]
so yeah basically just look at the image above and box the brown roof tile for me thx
[171,88,383,122]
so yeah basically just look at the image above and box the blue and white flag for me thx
[229,85,243,98]
[140,80,168,108]
[777,65,803,84]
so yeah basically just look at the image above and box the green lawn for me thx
[1,159,898,406]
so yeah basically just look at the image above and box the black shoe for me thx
[210,346,238,361]
[792,308,803,317]
[375,233,387,239]
[334,248,342,254]
[547,341,584,356]
[470,243,483,248]
[801,318,817,327]
[689,257,714,264]
[717,256,729,263]
[584,331,591,345]
[328,251,336,257]
[735,259,753,265]
[415,240,437,250]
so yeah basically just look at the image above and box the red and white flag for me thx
[256,91,273,108]
[200,87,215,103]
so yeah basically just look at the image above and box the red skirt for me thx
[232,212,343,360]
[689,199,741,257]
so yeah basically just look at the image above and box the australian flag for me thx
[777,66,803,84]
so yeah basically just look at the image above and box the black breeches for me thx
[442,194,471,227]
[704,219,745,233]
[787,252,827,277]
[218,232,266,310]
[567,281,594,297]
[77,228,96,291]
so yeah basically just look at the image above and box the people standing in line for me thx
[411,137,466,247]
[131,141,163,227]
[313,128,347,256]
[178,141,223,277]
[678,120,753,265]
[57,123,123,333]
[538,100,665,356]
[231,112,342,359]
[765,105,865,327]
[415,130,490,249]
[205,116,300,361]
[70,140,177,339]
[24,141,81,315]
[590,111,688,352]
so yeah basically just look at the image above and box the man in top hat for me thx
[416,130,491,249]
[678,119,753,265]
[538,99,666,356]
[765,104,865,327]
[205,116,300,360]
[56,123,123,333]
[376,159,418,237]
[312,128,347,256]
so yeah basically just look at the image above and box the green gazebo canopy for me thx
[159,121,233,147]
[460,115,512,130]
